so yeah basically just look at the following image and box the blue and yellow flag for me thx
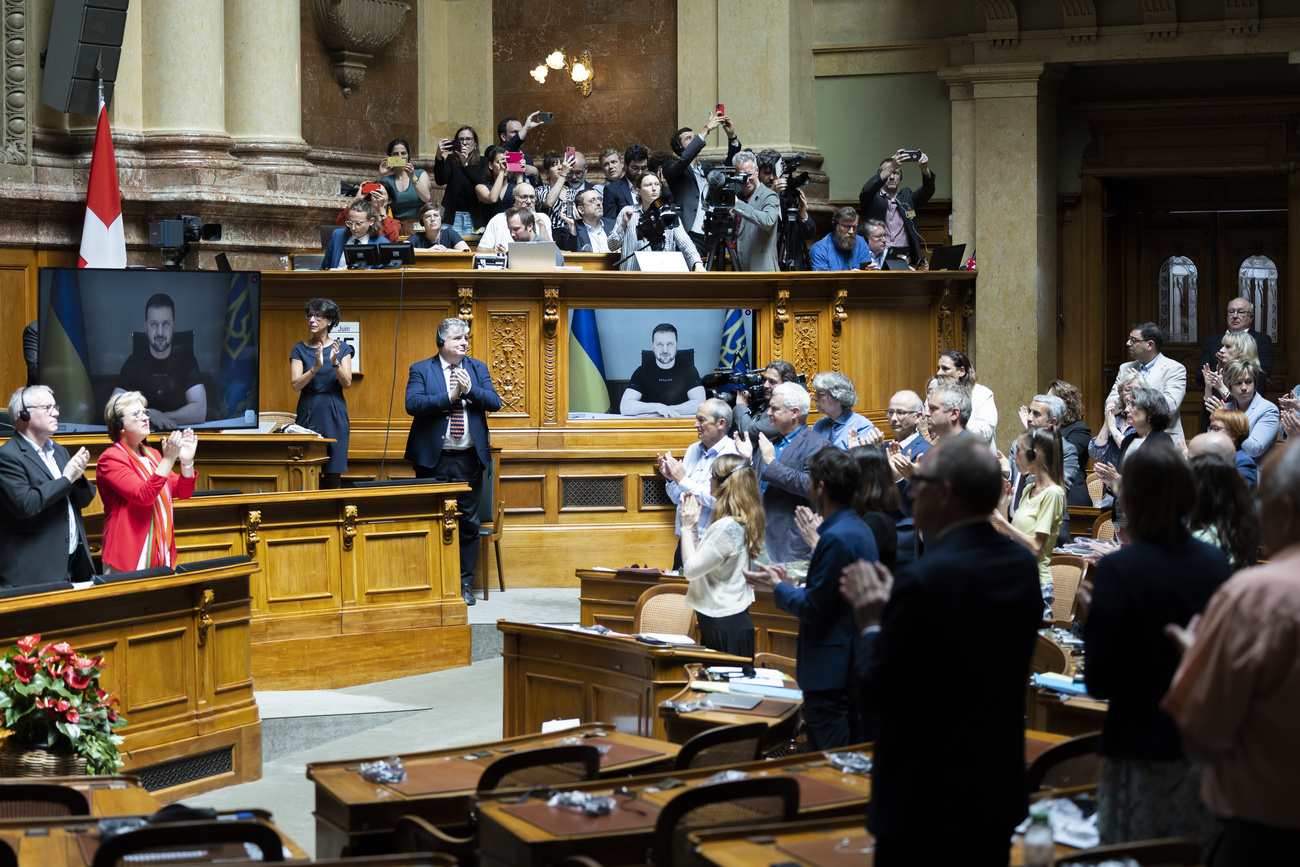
[42,270,95,424]
[568,309,609,414]
[718,308,748,373]
[218,273,257,419]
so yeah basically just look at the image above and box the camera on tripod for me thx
[705,167,748,210]
[781,152,810,192]
[639,198,680,246]
[702,370,768,407]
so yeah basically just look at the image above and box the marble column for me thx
[964,63,1064,449]
[140,0,238,168]
[938,71,976,262]
[418,0,493,164]
[225,0,314,174]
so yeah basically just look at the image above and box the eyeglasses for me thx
[885,409,916,417]
[124,410,150,421]
[836,222,859,231]
[1125,336,1148,345]
[306,314,326,322]
[27,403,58,414]
[344,220,371,229]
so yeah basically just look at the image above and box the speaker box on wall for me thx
[41,0,129,115]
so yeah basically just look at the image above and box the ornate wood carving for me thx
[245,510,261,558]
[442,498,459,545]
[197,589,215,647]
[774,289,790,338]
[489,313,528,414]
[938,281,958,350]
[793,314,818,380]
[4,0,28,165]
[831,290,848,372]
[342,504,358,551]
[287,444,306,462]
[307,0,410,96]
[543,285,559,337]
[458,286,474,327]
[543,285,559,423]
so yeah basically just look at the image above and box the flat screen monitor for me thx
[342,244,381,269]
[37,268,261,432]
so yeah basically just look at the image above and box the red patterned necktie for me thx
[447,365,466,438]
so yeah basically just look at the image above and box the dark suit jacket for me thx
[0,434,96,586]
[403,355,503,471]
[320,228,391,270]
[1196,328,1274,386]
[773,507,877,691]
[1084,532,1230,760]
[754,426,830,563]
[858,170,936,266]
[856,520,1041,840]
[602,177,634,215]
[555,216,617,253]
[1058,420,1094,508]
[664,134,741,240]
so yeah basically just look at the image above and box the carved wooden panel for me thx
[793,314,819,380]
[489,313,528,414]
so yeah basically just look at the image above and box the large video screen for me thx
[568,307,754,419]
[37,268,261,432]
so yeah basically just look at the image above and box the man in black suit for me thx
[663,109,743,256]
[842,437,1041,866]
[600,145,645,215]
[404,319,503,606]
[555,189,617,253]
[858,148,935,268]
[1196,295,1274,387]
[745,448,877,750]
[0,386,97,587]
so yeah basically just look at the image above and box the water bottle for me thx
[1023,804,1054,867]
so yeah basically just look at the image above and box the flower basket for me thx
[0,736,87,777]
[0,635,127,775]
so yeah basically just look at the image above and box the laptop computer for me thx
[926,243,967,271]
[506,240,561,271]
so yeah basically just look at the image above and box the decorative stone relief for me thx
[1224,0,1258,36]
[489,313,527,414]
[1143,0,1177,40]
[1061,0,1097,43]
[977,0,1019,47]
[5,0,28,165]
[308,0,410,97]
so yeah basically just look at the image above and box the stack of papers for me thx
[1033,672,1088,695]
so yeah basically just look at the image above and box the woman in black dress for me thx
[290,298,353,489]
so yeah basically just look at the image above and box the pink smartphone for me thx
[507,151,525,172]
[565,146,576,160]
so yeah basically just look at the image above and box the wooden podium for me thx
[499,621,751,740]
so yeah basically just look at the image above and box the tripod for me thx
[701,205,736,271]
[777,193,811,271]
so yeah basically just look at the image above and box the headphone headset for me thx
[108,394,127,437]
[17,387,30,422]
[435,330,444,349]
[669,128,691,157]
[1026,445,1038,462]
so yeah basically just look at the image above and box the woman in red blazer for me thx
[97,391,198,572]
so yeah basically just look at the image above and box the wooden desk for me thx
[82,483,472,691]
[1067,505,1104,538]
[0,808,308,865]
[1027,690,1108,738]
[689,814,1080,867]
[477,747,875,867]
[0,776,160,817]
[409,251,620,271]
[305,723,681,858]
[0,562,261,802]
[657,664,802,750]
[577,570,799,658]
[500,622,751,740]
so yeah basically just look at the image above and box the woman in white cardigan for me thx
[678,454,764,671]
[938,349,998,448]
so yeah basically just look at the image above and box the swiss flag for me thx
[77,100,126,268]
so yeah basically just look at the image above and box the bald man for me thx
[1186,432,1236,461]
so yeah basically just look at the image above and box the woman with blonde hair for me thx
[678,454,764,666]
[992,426,1066,618]
[1202,331,1259,405]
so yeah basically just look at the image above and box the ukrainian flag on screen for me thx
[218,273,257,418]
[568,309,609,414]
[42,270,95,424]
[719,308,748,373]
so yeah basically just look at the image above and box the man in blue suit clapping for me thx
[404,318,502,606]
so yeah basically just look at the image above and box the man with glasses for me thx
[1196,296,1274,389]
[886,390,930,461]
[0,386,97,587]
[841,436,1041,864]
[810,206,871,271]
[476,182,552,252]
[539,151,595,232]
[1104,321,1187,441]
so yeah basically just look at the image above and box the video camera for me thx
[780,152,810,191]
[639,197,680,247]
[702,370,768,407]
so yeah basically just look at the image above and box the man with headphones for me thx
[404,318,502,606]
[662,109,743,256]
[0,386,97,587]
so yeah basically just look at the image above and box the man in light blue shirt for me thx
[862,218,889,270]
[810,207,872,271]
[660,398,738,568]
[811,372,876,449]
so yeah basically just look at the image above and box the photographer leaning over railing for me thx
[859,148,935,269]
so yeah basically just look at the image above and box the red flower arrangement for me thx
[0,634,127,774]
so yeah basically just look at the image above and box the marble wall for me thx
[491,0,678,163]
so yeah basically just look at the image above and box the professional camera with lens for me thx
[701,369,768,407]
[781,151,811,191]
[638,198,680,247]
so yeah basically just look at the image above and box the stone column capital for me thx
[940,62,1068,100]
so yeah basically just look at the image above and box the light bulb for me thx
[530,65,548,83]
[571,63,589,82]
[546,51,565,70]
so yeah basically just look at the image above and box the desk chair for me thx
[1056,837,1201,866]
[1049,554,1088,626]
[1030,633,1070,676]
[633,584,696,637]
[1086,472,1104,505]
[91,819,286,866]
[0,782,90,819]
[650,776,800,867]
[1026,731,1102,793]
[673,722,768,770]
[752,652,796,681]
[394,745,602,860]
[1093,510,1115,542]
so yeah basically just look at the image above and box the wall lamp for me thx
[530,48,594,97]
